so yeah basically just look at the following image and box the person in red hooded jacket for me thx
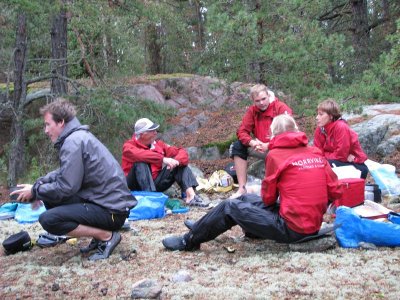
[162,114,342,251]
[122,118,209,207]
[314,99,369,179]
[229,84,293,199]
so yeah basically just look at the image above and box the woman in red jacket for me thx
[314,99,369,179]
[162,114,342,251]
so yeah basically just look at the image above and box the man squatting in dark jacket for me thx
[10,99,137,261]
[162,114,343,251]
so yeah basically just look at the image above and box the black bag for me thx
[365,183,382,203]
[224,162,238,184]
[2,231,32,255]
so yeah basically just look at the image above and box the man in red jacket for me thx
[162,114,342,251]
[122,118,209,207]
[229,84,292,199]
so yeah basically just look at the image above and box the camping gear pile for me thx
[2,159,400,253]
[332,160,400,248]
[196,170,235,193]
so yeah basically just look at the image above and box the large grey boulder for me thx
[116,84,165,104]
[376,135,400,157]
[351,113,400,157]
[155,76,231,109]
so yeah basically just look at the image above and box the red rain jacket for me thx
[237,97,292,146]
[262,131,342,234]
[121,137,189,179]
[313,119,367,164]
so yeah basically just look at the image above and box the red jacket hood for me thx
[269,131,309,150]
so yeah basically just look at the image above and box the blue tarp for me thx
[335,206,400,248]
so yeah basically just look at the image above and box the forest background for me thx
[0,0,399,186]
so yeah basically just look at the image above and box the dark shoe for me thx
[187,195,209,207]
[184,219,195,230]
[88,232,121,261]
[162,234,199,251]
[80,238,99,254]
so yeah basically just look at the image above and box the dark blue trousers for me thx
[126,162,198,192]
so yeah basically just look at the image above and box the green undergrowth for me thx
[11,88,176,181]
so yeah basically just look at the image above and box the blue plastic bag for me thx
[128,191,168,221]
[14,203,46,224]
[366,162,400,195]
[0,203,18,220]
[335,206,400,248]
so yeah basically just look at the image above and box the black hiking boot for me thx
[88,232,121,261]
[80,238,99,254]
[162,233,199,251]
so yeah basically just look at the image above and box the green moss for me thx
[203,133,236,153]
[145,73,195,81]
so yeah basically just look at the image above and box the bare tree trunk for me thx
[51,8,68,96]
[8,13,28,186]
[73,28,97,86]
[194,0,205,51]
[350,0,370,74]
[145,24,162,74]
[255,0,267,84]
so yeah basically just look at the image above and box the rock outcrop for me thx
[345,104,400,159]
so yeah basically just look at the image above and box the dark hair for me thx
[317,99,342,121]
[39,98,76,123]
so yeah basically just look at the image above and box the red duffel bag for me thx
[335,178,365,207]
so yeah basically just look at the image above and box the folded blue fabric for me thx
[14,203,46,224]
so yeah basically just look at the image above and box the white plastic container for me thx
[331,165,361,179]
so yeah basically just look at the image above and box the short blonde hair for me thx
[249,84,269,101]
[270,114,299,137]
[317,99,342,121]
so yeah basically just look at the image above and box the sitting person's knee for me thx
[133,162,150,171]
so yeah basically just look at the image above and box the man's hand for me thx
[255,142,269,153]
[249,139,262,149]
[163,157,180,170]
[250,139,268,153]
[9,184,33,203]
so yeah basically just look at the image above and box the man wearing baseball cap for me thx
[121,118,209,207]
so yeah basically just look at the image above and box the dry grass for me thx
[1,201,400,299]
